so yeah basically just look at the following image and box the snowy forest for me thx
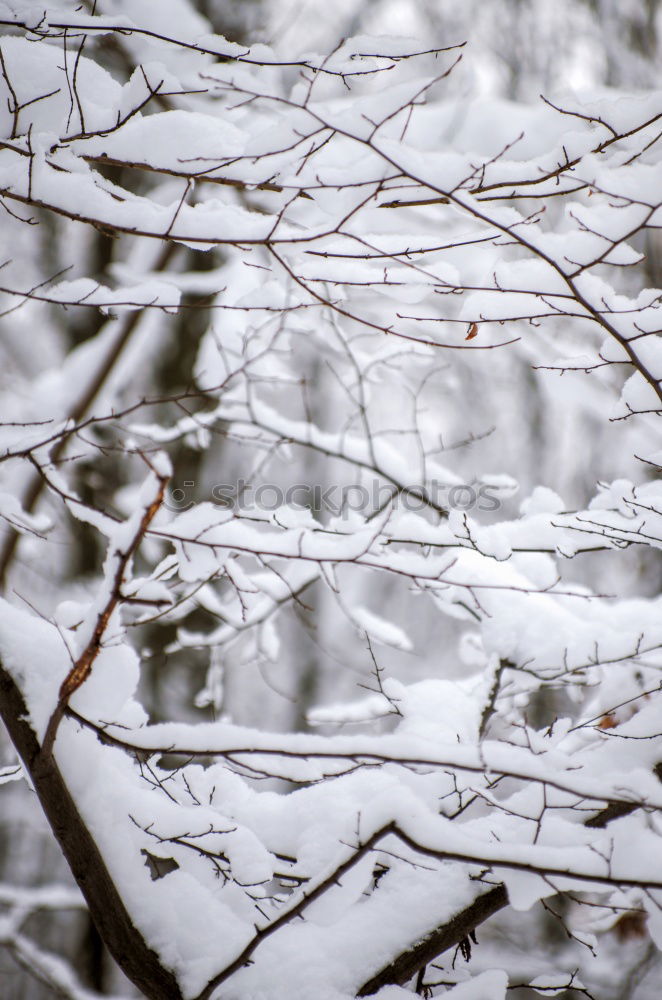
[0,1,661,998]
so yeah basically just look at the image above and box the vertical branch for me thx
[42,458,170,758]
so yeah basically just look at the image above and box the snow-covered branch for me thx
[0,4,661,998]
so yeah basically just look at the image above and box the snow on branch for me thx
[0,5,661,999]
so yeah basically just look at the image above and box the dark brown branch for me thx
[584,801,638,828]
[0,19,461,76]
[66,707,662,812]
[357,883,508,995]
[194,825,392,1000]
[0,658,183,1000]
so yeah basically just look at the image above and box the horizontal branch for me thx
[0,19,460,75]
[68,710,662,813]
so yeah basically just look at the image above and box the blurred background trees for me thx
[0,1,660,997]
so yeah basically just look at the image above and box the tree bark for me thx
[0,657,183,1000]
[357,883,508,996]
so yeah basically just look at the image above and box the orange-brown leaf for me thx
[613,911,648,941]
